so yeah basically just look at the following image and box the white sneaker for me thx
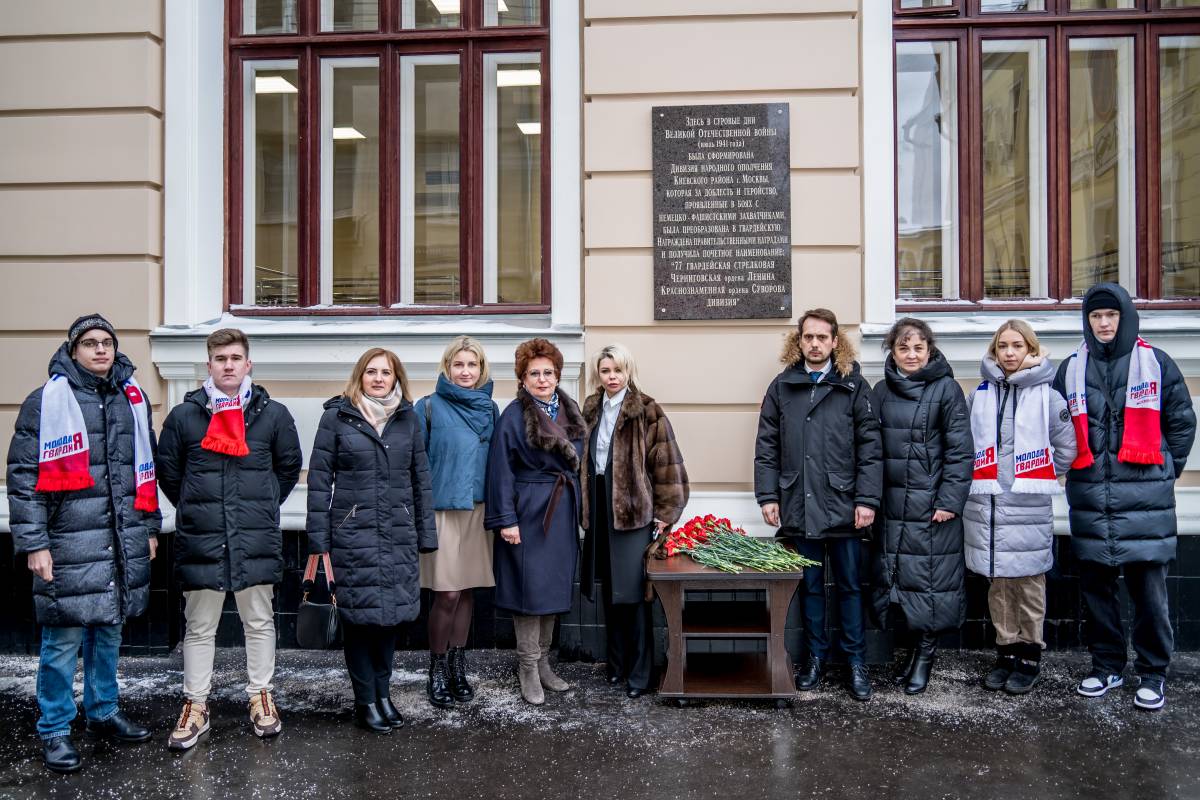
[1077,670,1123,697]
[1134,678,1165,711]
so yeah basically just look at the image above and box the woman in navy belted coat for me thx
[485,338,585,706]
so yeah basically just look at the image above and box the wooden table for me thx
[646,555,803,704]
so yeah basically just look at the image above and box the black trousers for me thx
[594,479,654,690]
[1079,560,1173,680]
[342,622,400,704]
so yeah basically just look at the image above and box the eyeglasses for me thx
[526,370,556,380]
[78,339,114,351]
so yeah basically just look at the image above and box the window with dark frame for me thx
[893,0,1200,308]
[228,0,550,315]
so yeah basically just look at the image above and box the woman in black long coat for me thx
[871,318,973,695]
[307,347,437,733]
[485,338,585,706]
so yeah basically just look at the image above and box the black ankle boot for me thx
[376,697,404,728]
[892,648,918,687]
[42,735,81,773]
[354,703,392,734]
[904,632,939,695]
[984,644,1019,691]
[794,655,822,692]
[1004,643,1043,695]
[447,647,475,703]
[427,653,454,709]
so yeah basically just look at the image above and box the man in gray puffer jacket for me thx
[7,314,161,772]
[964,324,1076,695]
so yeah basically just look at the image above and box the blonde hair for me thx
[988,319,1043,360]
[438,335,490,388]
[588,343,639,394]
[344,348,411,405]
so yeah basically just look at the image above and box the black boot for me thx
[427,653,454,709]
[892,646,918,687]
[42,735,81,773]
[354,703,392,734]
[983,644,1019,691]
[904,632,939,695]
[447,647,475,703]
[86,711,152,743]
[376,697,404,728]
[1004,643,1042,695]
[794,655,822,692]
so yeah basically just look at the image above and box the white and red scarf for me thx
[970,380,1060,495]
[36,373,159,512]
[201,375,252,457]
[1065,338,1163,469]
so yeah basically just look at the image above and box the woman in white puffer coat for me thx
[964,320,1076,696]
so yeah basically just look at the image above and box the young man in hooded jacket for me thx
[7,314,161,772]
[1054,283,1196,711]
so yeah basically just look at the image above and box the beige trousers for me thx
[988,574,1047,648]
[182,584,276,703]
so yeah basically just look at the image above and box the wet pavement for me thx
[0,648,1197,799]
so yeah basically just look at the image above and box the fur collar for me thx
[582,386,648,429]
[518,387,586,472]
[780,330,857,377]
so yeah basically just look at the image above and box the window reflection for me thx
[244,0,297,34]
[246,64,300,306]
[1161,36,1200,298]
[402,0,460,29]
[484,0,540,27]
[321,0,378,32]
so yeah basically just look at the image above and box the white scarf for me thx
[970,371,1060,496]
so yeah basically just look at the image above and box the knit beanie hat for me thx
[67,313,118,353]
[1083,287,1121,315]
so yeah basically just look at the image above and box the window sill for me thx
[227,303,552,317]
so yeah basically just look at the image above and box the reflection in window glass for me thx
[484,56,542,304]
[1069,0,1134,8]
[484,0,540,27]
[322,61,380,305]
[321,0,378,31]
[898,0,955,6]
[1161,37,1200,298]
[1069,38,1135,297]
[402,0,460,29]
[980,0,1044,11]
[401,59,461,305]
[244,63,300,306]
[1161,0,1200,7]
[896,42,959,300]
[981,40,1048,299]
[244,0,297,34]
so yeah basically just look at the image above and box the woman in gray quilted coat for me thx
[964,320,1076,695]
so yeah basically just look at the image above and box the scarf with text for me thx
[1065,338,1163,469]
[36,373,159,511]
[201,375,253,457]
[969,379,1060,495]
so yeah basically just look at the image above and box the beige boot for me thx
[537,615,570,692]
[513,615,544,705]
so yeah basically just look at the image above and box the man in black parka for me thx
[1054,284,1196,711]
[754,309,884,701]
[7,314,161,772]
[156,328,302,748]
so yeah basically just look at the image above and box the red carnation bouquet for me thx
[654,514,818,573]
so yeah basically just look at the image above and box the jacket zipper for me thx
[990,382,1012,579]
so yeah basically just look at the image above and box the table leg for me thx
[654,581,685,695]
[767,578,799,694]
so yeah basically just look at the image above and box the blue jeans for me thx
[36,624,122,740]
[793,537,866,666]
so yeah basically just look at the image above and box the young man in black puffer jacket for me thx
[157,328,302,748]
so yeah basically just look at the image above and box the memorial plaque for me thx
[652,103,792,320]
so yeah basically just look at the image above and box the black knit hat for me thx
[67,313,118,353]
[1083,287,1121,315]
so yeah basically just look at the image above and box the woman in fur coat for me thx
[485,338,586,706]
[580,344,689,698]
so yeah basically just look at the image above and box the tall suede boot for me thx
[513,615,544,705]
[537,615,570,692]
[904,632,939,695]
[1004,642,1042,695]
[892,633,918,687]
[983,643,1019,691]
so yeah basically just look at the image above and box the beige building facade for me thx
[1,0,1197,540]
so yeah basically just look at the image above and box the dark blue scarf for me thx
[530,391,560,421]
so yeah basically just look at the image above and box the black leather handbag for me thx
[296,552,340,649]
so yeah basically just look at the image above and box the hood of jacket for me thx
[47,342,135,391]
[979,353,1057,388]
[780,329,857,378]
[1081,282,1139,361]
[883,350,954,400]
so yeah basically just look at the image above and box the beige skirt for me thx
[419,503,496,591]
